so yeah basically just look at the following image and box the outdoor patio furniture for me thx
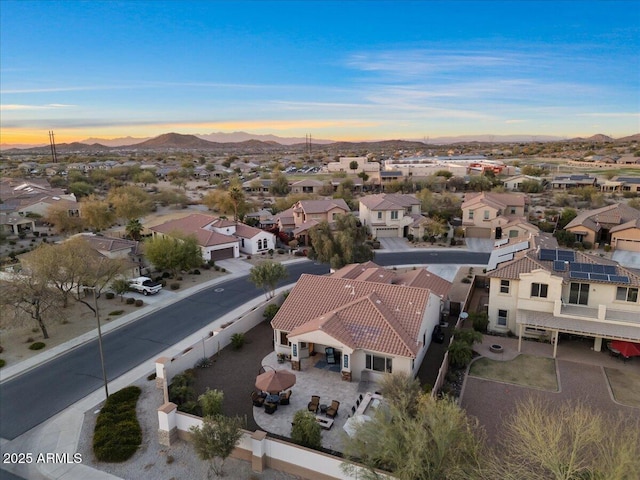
[315,415,334,430]
[308,395,320,413]
[279,390,292,405]
[264,402,278,414]
[325,347,337,364]
[251,391,265,407]
[326,400,340,418]
[351,405,356,415]
[319,404,328,414]
[265,393,281,404]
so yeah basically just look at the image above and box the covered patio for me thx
[253,351,382,452]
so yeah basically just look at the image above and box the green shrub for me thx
[29,342,46,350]
[470,312,489,333]
[231,333,245,350]
[93,386,142,462]
[192,269,200,275]
[263,304,280,322]
[125,297,135,305]
[291,410,321,449]
[0,359,5,368]
[134,299,144,307]
[170,282,180,290]
[105,292,115,300]
[109,310,124,316]
[198,388,224,417]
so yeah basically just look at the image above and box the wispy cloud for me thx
[576,112,640,118]
[0,103,75,111]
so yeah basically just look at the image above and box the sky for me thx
[1,0,639,145]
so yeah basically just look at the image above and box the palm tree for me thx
[125,218,143,241]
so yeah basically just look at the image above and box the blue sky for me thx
[1,0,639,144]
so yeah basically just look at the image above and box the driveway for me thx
[612,249,640,269]
[378,237,412,251]
[464,238,495,252]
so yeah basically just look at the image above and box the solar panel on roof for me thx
[553,261,566,272]
[539,249,557,261]
[604,265,616,274]
[589,273,609,281]
[609,275,630,284]
[592,265,605,274]
[557,251,576,261]
[569,272,589,280]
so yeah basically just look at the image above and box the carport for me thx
[516,309,640,358]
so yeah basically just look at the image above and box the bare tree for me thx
[482,398,640,480]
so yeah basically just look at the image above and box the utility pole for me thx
[48,131,58,163]
[91,287,109,400]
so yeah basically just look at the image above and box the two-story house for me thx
[486,247,640,357]
[461,192,529,239]
[288,199,350,245]
[359,193,423,238]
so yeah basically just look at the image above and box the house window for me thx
[279,331,290,346]
[531,283,549,298]
[391,211,399,220]
[484,210,490,220]
[500,279,510,294]
[292,344,297,357]
[377,211,383,220]
[510,207,516,214]
[343,354,349,369]
[569,282,589,305]
[332,212,338,220]
[616,287,638,303]
[365,353,392,373]
[468,210,474,220]
[497,309,508,326]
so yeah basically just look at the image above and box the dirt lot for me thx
[0,267,227,368]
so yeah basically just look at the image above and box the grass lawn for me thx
[604,367,640,408]
[469,354,558,391]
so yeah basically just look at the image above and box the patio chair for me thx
[251,391,265,407]
[358,393,363,402]
[264,402,278,414]
[308,395,320,413]
[326,400,340,418]
[351,405,356,415]
[280,390,292,405]
[325,347,336,364]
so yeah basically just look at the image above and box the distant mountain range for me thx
[1,131,638,153]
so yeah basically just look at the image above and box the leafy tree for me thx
[455,328,483,345]
[448,176,467,191]
[269,172,291,196]
[435,169,453,179]
[133,170,157,185]
[342,373,484,480]
[202,179,252,221]
[107,185,153,221]
[349,160,359,174]
[421,217,448,241]
[153,188,189,208]
[522,165,549,176]
[190,415,244,478]
[468,175,494,192]
[198,388,224,417]
[125,218,143,241]
[308,215,373,270]
[144,234,202,278]
[483,398,640,480]
[291,410,322,449]
[249,261,288,299]
[45,204,84,233]
[558,208,578,229]
[263,303,280,321]
[68,181,94,197]
[111,278,130,302]
[81,195,115,231]
[520,179,544,193]
[448,339,474,368]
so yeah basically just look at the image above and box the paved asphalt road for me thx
[0,251,488,440]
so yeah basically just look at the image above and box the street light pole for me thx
[92,288,109,399]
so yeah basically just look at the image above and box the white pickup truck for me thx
[128,277,163,295]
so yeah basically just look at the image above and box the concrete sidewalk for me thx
[0,257,308,480]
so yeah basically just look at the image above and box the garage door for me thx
[615,239,640,252]
[374,227,401,238]
[209,247,235,261]
[465,226,492,239]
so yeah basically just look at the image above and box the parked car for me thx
[431,324,445,344]
[128,276,163,295]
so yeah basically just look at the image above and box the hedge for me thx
[93,386,142,462]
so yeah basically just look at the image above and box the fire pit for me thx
[489,344,504,354]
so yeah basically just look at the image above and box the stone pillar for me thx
[157,402,178,446]
[156,357,171,403]
[251,430,268,473]
[291,360,300,371]
[341,370,352,382]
